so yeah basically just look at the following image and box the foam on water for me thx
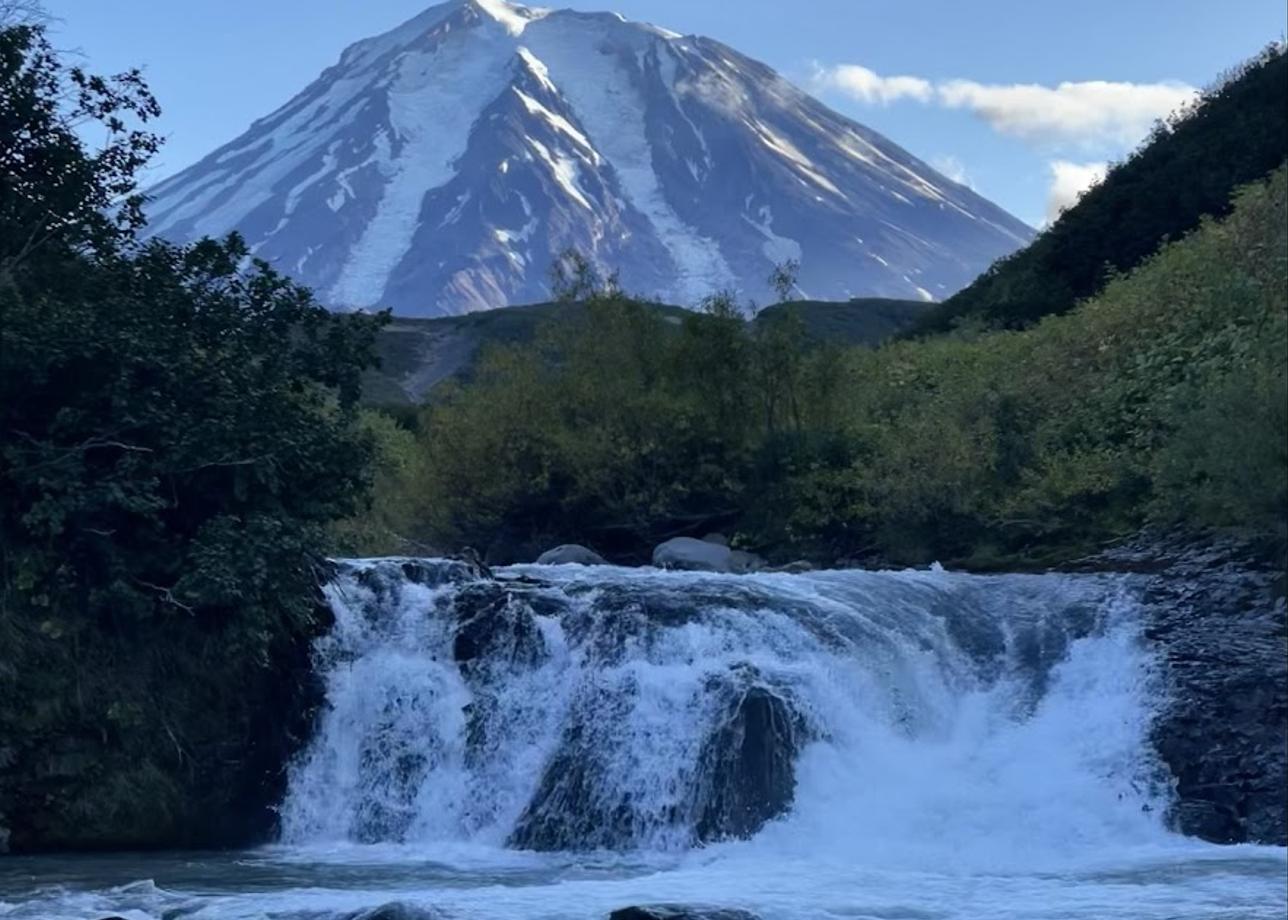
[280,562,1167,860]
[2,559,1284,920]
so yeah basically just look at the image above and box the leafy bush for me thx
[0,24,385,850]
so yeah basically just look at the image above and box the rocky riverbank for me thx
[1118,538,1286,845]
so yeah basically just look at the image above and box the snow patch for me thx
[283,140,342,216]
[474,0,550,37]
[527,137,594,211]
[145,70,373,238]
[657,44,713,172]
[745,204,802,266]
[904,277,936,302]
[511,87,600,162]
[515,46,558,94]
[438,191,473,227]
[327,24,515,307]
[524,18,735,303]
[745,118,844,198]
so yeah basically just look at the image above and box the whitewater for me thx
[1,559,1283,919]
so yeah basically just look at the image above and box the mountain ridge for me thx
[144,0,1034,316]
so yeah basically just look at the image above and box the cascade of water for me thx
[279,559,1168,861]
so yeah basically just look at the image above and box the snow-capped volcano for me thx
[144,0,1033,315]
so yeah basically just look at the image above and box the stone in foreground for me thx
[609,907,760,920]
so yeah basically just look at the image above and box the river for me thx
[2,560,1284,919]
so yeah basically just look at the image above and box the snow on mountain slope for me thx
[144,0,1034,316]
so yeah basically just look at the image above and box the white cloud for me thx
[931,154,973,188]
[936,79,1197,148]
[812,63,933,105]
[1045,160,1107,223]
[814,63,1198,150]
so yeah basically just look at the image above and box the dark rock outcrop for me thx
[505,690,638,851]
[609,907,760,920]
[452,582,551,672]
[694,680,805,843]
[344,557,484,599]
[344,905,445,920]
[507,667,807,851]
[1116,537,1287,845]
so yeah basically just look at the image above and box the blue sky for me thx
[45,0,1286,227]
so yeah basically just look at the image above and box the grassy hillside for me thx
[910,44,1287,335]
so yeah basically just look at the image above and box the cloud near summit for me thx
[813,64,1197,149]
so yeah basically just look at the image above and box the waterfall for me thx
[278,558,1169,861]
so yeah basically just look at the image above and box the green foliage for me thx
[913,44,1288,334]
[0,23,159,278]
[838,164,1288,564]
[328,409,429,556]
[410,287,846,561]
[0,24,385,850]
[397,165,1288,569]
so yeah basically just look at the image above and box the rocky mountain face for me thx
[143,0,1033,316]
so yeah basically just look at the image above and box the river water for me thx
[1,560,1284,919]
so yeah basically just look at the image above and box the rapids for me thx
[2,559,1284,919]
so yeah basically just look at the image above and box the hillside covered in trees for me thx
[909,44,1287,334]
[345,164,1287,568]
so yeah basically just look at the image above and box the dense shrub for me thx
[0,24,385,850]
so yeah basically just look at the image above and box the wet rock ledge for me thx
[1107,537,1288,845]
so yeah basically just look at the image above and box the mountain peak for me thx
[143,6,1032,316]
[464,0,549,36]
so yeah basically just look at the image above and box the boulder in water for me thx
[766,560,815,574]
[344,905,444,920]
[729,549,766,574]
[694,683,804,843]
[701,533,730,546]
[536,544,607,566]
[652,537,766,574]
[452,583,549,671]
[395,558,485,587]
[654,536,734,572]
[609,908,760,920]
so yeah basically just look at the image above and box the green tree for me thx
[0,23,386,850]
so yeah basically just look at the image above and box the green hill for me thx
[910,44,1287,335]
